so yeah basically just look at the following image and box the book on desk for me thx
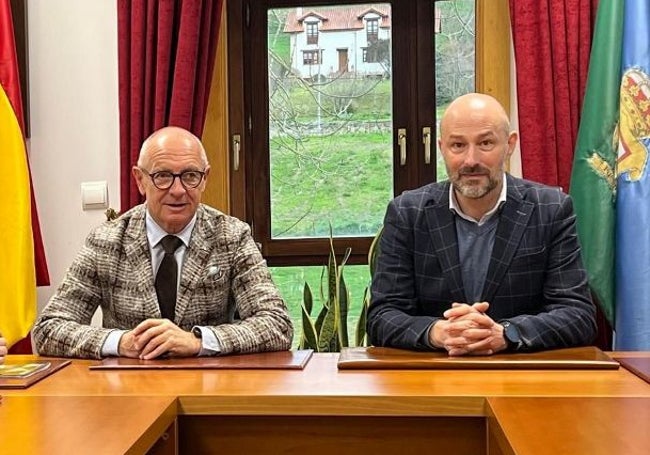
[0,359,71,389]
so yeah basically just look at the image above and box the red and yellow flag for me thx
[0,0,49,349]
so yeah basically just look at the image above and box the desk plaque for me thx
[338,346,619,370]
[90,349,313,370]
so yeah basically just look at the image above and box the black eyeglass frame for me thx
[141,168,207,190]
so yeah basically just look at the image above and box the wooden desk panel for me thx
[0,395,178,455]
[179,415,485,455]
[486,397,650,455]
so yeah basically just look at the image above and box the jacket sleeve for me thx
[366,199,439,350]
[508,195,597,351]
[207,225,294,354]
[33,231,115,359]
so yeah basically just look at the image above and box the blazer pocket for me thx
[202,265,226,283]
[509,245,547,269]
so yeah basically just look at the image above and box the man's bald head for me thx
[439,93,511,138]
[137,126,208,169]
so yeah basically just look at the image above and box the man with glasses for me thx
[34,126,293,359]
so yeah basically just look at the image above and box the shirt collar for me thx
[145,208,197,248]
[449,173,508,226]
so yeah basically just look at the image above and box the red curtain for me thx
[510,0,611,349]
[117,0,223,210]
[510,0,597,192]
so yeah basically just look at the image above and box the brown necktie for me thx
[155,235,183,320]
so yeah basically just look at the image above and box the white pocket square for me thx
[206,265,223,279]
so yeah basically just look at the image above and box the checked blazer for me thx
[367,174,597,352]
[34,204,293,359]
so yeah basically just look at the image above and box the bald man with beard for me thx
[34,127,292,359]
[367,93,596,355]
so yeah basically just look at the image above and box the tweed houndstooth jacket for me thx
[367,174,597,352]
[33,204,293,359]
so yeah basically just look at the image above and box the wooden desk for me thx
[486,397,650,455]
[2,352,649,454]
[0,395,177,455]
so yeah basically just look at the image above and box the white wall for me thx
[27,0,119,315]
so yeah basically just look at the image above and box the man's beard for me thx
[450,164,499,199]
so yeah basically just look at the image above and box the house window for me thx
[306,21,318,44]
[366,18,379,43]
[362,47,380,63]
[302,50,321,65]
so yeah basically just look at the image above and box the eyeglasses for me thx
[143,169,206,190]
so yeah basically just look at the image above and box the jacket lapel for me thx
[481,176,534,302]
[174,205,214,324]
[123,206,161,317]
[424,184,466,303]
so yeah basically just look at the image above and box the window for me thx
[302,49,321,65]
[306,21,319,44]
[366,18,379,43]
[362,46,382,63]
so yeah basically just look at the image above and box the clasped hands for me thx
[118,319,201,359]
[429,302,508,356]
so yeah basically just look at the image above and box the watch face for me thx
[503,322,520,345]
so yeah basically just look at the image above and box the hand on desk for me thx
[429,302,508,356]
[118,319,201,359]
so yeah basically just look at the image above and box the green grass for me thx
[270,131,392,238]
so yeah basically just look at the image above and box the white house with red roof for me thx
[283,5,392,79]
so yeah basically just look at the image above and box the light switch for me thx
[81,181,108,210]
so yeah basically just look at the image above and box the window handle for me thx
[398,128,407,166]
[232,134,241,171]
[422,127,431,164]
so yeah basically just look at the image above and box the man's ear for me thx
[506,131,518,157]
[200,165,211,189]
[132,166,147,196]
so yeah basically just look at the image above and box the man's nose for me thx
[463,144,480,166]
[168,176,187,194]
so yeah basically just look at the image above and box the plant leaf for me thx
[318,300,337,352]
[315,301,328,334]
[303,282,313,315]
[368,225,383,277]
[355,286,371,347]
[300,303,319,351]
[338,273,350,347]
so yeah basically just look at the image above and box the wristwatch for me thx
[192,327,203,339]
[500,321,522,351]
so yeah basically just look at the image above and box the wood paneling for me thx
[202,0,230,213]
[476,0,511,112]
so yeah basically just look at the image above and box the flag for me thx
[615,0,650,350]
[569,0,623,326]
[0,0,49,349]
